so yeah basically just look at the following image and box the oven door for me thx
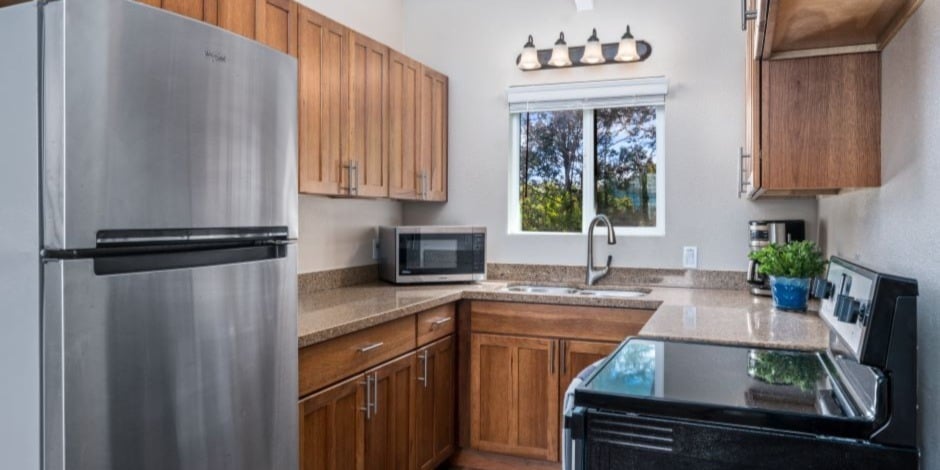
[397,229,485,282]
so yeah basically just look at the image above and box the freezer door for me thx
[42,246,298,470]
[42,0,298,250]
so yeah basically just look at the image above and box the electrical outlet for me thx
[682,246,698,269]
[372,238,380,260]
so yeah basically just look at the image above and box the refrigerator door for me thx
[42,0,298,250]
[42,246,298,470]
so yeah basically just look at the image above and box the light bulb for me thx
[615,26,640,62]
[518,35,541,70]
[580,28,605,64]
[548,32,572,67]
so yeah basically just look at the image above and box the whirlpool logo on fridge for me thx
[204,50,227,64]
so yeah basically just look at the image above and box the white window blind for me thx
[507,76,669,113]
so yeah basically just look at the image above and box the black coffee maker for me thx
[747,220,806,296]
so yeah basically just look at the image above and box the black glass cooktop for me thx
[575,339,880,437]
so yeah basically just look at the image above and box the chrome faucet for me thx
[586,215,617,286]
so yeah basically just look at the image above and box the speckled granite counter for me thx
[298,280,830,351]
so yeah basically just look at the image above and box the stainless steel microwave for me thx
[379,226,486,284]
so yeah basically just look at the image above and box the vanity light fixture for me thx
[518,35,542,70]
[614,25,641,62]
[515,27,651,71]
[580,28,605,64]
[548,32,573,67]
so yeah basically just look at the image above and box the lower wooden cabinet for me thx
[559,339,618,393]
[416,336,457,470]
[469,333,559,461]
[299,374,365,470]
[365,353,417,470]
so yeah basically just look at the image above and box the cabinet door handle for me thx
[417,350,429,388]
[371,373,378,416]
[741,0,757,31]
[360,375,372,420]
[357,342,384,353]
[430,317,452,329]
[738,147,752,198]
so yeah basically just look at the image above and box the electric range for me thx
[566,257,919,469]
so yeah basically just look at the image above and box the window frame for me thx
[509,104,666,237]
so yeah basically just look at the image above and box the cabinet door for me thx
[347,32,390,198]
[559,339,618,400]
[388,51,422,200]
[255,0,297,56]
[470,333,559,461]
[418,67,448,201]
[215,0,255,40]
[741,0,761,197]
[416,336,456,470]
[297,6,346,195]
[299,374,366,470]
[365,353,416,470]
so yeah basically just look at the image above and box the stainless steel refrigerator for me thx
[0,1,298,469]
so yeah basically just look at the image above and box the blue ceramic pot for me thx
[769,276,811,312]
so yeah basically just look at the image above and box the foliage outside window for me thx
[513,105,664,235]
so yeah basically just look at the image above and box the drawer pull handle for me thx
[430,317,452,329]
[357,342,384,353]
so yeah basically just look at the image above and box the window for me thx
[511,104,665,235]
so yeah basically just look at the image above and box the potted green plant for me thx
[748,241,827,312]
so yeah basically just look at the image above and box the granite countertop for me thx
[298,280,830,351]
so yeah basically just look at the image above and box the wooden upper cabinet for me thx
[299,374,365,470]
[759,53,880,194]
[297,6,346,195]
[347,32,390,198]
[418,66,448,201]
[470,333,559,461]
[741,0,761,198]
[388,51,423,200]
[364,353,416,470]
[416,336,457,470]
[215,0,255,40]
[255,0,297,56]
[753,0,923,60]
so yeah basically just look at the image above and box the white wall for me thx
[817,2,939,465]
[294,0,405,273]
[400,0,817,271]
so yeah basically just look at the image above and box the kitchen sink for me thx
[503,285,580,295]
[501,284,649,298]
[577,289,649,298]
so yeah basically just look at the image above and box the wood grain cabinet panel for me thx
[416,303,456,347]
[416,336,457,470]
[255,0,296,56]
[760,52,881,194]
[347,32,390,198]
[470,333,559,461]
[418,66,448,201]
[297,6,346,195]
[365,353,417,470]
[299,374,365,470]
[388,51,423,200]
[215,0,256,39]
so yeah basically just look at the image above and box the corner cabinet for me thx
[740,0,919,198]
[298,304,457,470]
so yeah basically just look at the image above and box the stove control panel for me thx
[820,259,875,361]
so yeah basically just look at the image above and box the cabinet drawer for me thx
[416,303,456,346]
[299,316,416,397]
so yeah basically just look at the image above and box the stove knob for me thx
[835,294,861,323]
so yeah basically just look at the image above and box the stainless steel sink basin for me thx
[501,284,648,298]
[503,285,579,295]
[577,289,648,298]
